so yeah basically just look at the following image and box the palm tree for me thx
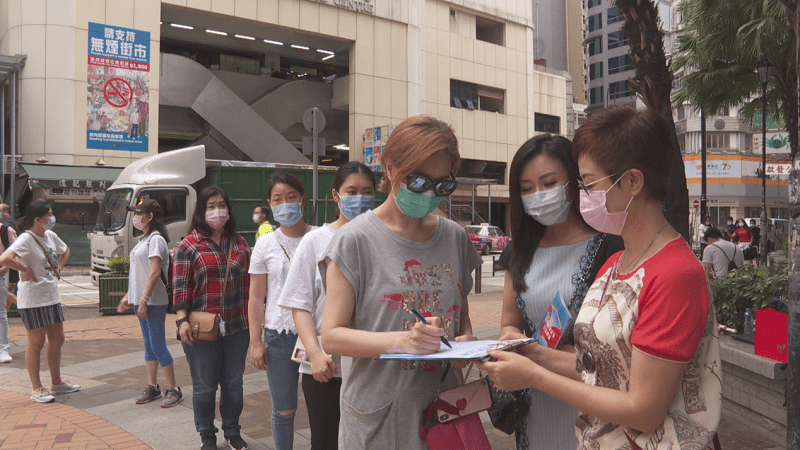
[615,0,690,241]
[672,0,798,159]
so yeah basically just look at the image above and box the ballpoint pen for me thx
[409,307,452,349]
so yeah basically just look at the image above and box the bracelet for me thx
[176,317,189,327]
[141,294,151,302]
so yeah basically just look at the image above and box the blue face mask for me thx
[393,183,444,219]
[43,216,56,231]
[339,194,375,220]
[271,202,303,227]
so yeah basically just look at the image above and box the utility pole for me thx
[787,10,800,448]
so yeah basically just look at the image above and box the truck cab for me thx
[89,146,204,285]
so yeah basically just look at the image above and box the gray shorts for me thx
[19,303,64,330]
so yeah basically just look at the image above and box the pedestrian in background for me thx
[748,219,761,267]
[174,186,251,450]
[0,201,80,403]
[253,204,274,242]
[732,218,751,251]
[278,162,376,450]
[0,206,16,363]
[248,172,316,450]
[321,115,483,449]
[723,216,735,241]
[116,199,182,408]
[703,227,744,279]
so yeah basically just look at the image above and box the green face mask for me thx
[393,183,444,219]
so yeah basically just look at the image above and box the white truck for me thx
[89,145,344,285]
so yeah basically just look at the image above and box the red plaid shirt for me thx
[173,229,251,335]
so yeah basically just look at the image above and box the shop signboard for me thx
[753,111,786,129]
[753,131,790,154]
[86,22,150,152]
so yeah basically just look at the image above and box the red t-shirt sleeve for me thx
[630,243,710,362]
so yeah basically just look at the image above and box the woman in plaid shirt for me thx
[173,186,251,450]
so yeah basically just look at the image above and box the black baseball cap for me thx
[126,198,162,215]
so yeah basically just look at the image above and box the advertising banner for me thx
[87,22,150,152]
[683,155,790,181]
[365,124,394,172]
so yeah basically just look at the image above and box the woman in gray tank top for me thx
[495,135,622,450]
[320,116,483,450]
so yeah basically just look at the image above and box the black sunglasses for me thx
[406,173,458,197]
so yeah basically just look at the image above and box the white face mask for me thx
[520,183,571,226]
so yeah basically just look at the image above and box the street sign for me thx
[693,200,700,208]
[303,107,326,133]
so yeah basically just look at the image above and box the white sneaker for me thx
[30,387,55,403]
[0,352,11,363]
[50,380,81,395]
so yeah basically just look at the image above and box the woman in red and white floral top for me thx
[480,107,722,450]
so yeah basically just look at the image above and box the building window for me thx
[587,37,602,56]
[451,79,504,113]
[534,113,560,134]
[476,16,504,46]
[449,9,458,33]
[588,0,602,9]
[588,13,602,32]
[608,54,632,74]
[745,134,752,152]
[717,105,730,116]
[607,6,623,25]
[607,30,628,49]
[676,106,685,120]
[707,132,730,149]
[609,80,635,99]
[589,86,604,105]
[478,85,505,113]
[589,62,603,80]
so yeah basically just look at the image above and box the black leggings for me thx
[301,373,342,450]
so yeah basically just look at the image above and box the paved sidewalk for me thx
[0,264,787,449]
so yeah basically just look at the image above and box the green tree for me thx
[672,0,798,159]
[616,0,690,241]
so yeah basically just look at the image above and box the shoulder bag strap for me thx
[710,243,732,262]
[26,231,60,280]
[278,241,290,261]
[221,235,234,300]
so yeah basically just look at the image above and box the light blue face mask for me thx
[271,202,303,227]
[43,215,56,231]
[339,194,375,220]
[393,183,444,219]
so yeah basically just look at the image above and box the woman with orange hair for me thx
[321,115,483,450]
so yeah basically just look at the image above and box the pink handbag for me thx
[419,363,492,450]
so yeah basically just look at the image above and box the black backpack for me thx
[712,243,738,272]
[1,225,18,284]
[150,232,174,310]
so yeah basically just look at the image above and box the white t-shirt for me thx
[249,226,317,333]
[277,225,340,376]
[10,230,67,309]
[702,239,744,278]
[128,231,169,306]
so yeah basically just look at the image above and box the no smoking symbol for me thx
[103,77,133,108]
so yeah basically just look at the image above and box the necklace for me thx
[613,220,669,280]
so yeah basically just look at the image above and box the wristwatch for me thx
[175,317,189,327]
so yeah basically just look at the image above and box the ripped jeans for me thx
[264,328,301,450]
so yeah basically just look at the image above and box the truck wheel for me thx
[482,243,491,255]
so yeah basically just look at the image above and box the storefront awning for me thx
[19,163,124,190]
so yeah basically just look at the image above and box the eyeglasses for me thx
[406,173,458,197]
[577,172,620,193]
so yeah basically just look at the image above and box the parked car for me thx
[464,224,510,255]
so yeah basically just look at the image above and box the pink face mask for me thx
[579,172,633,236]
[132,215,149,231]
[205,208,229,230]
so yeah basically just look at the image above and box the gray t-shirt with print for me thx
[322,210,482,450]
